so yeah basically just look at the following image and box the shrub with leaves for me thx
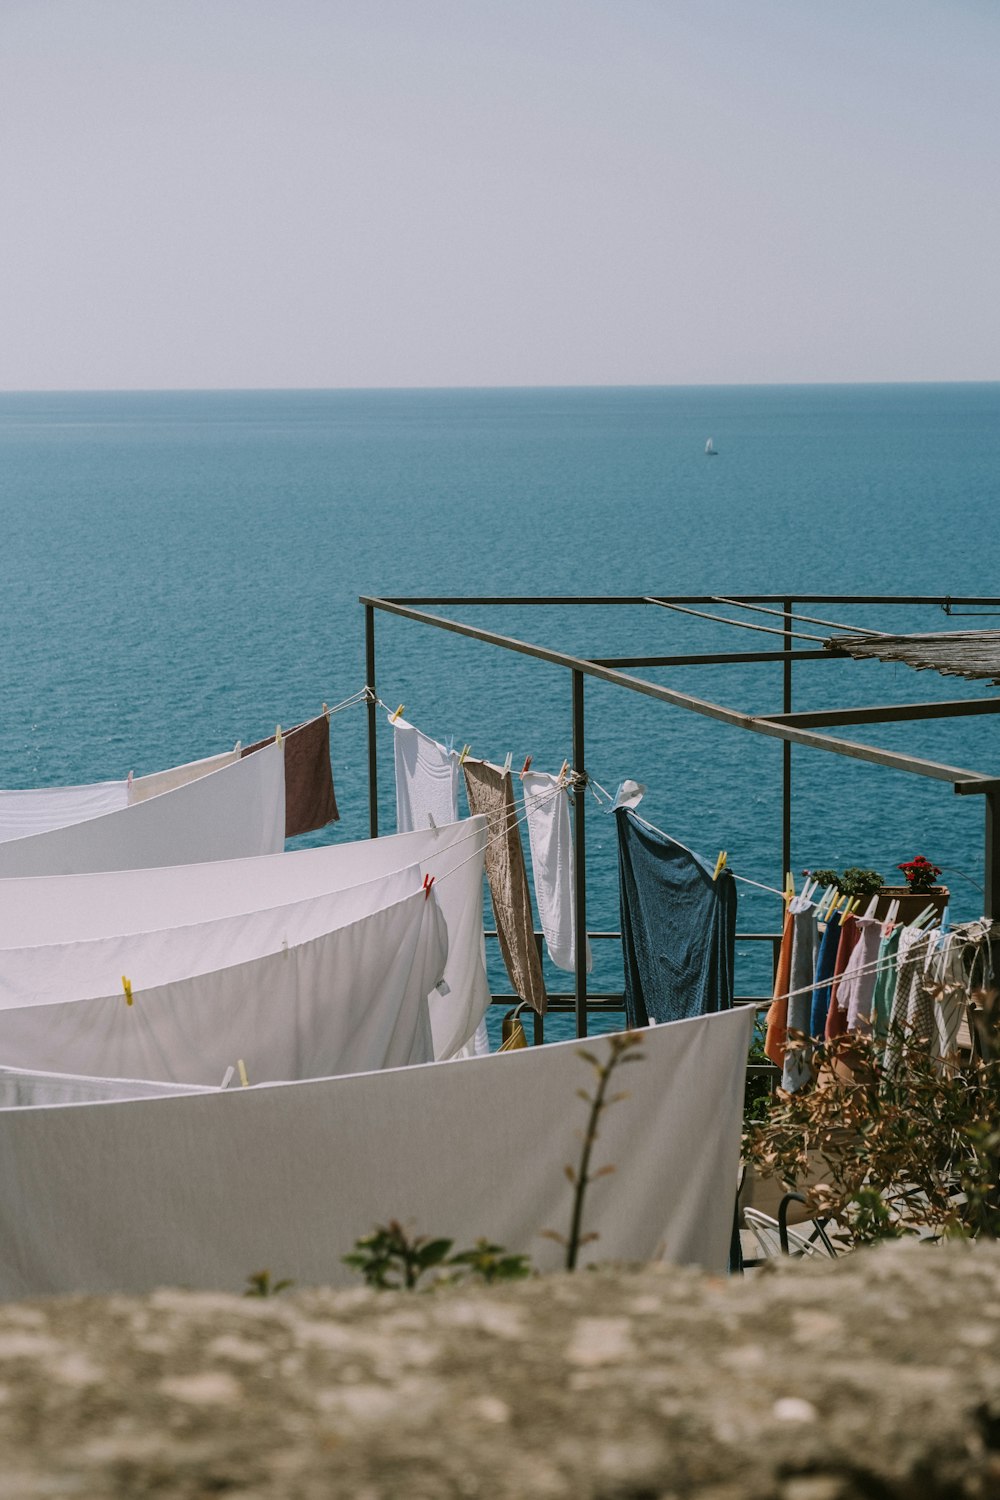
[744,988,1000,1247]
[243,1269,294,1298]
[343,1221,532,1291]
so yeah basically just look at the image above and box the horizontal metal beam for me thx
[361,596,993,785]
[591,649,842,668]
[379,595,1000,607]
[765,696,1000,729]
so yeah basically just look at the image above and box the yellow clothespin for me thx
[784,872,796,903]
[121,975,133,1007]
[712,850,728,882]
[390,704,405,723]
[275,724,283,747]
[458,744,471,765]
[237,1058,249,1088]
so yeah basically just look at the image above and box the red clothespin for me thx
[423,873,436,900]
[519,755,533,779]
[558,760,570,783]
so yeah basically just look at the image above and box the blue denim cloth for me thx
[809,911,842,1039]
[615,810,736,1028]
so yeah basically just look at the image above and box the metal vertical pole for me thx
[782,599,793,910]
[572,669,588,1037]
[365,603,379,839]
[985,791,1000,922]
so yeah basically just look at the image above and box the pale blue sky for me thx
[1,1,997,389]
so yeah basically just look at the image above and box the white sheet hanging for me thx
[0,1065,215,1109]
[521,770,593,973]
[0,740,286,877]
[0,817,489,1060]
[0,885,447,1086]
[128,748,240,804]
[0,779,129,844]
[0,1007,754,1299]
[392,715,460,833]
[0,866,420,1008]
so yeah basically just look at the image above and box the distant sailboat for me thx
[705,438,718,456]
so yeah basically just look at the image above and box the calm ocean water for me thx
[2,385,998,1033]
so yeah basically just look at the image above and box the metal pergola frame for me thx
[360,594,1000,1038]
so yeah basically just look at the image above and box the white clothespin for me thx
[220,1065,235,1090]
[502,751,513,775]
[863,893,880,919]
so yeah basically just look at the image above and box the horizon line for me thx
[1,378,999,397]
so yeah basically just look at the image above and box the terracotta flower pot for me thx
[870,885,949,924]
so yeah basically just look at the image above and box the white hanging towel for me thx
[0,779,129,844]
[0,1007,755,1299]
[128,748,240,804]
[0,1065,216,1109]
[392,715,460,833]
[0,739,285,877]
[0,866,420,1009]
[0,816,489,1061]
[0,886,447,1086]
[521,770,593,973]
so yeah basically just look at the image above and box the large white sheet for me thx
[0,1008,754,1299]
[0,780,129,844]
[0,817,490,1060]
[0,886,447,1086]
[0,866,420,1007]
[0,740,285,878]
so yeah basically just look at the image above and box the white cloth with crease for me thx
[0,816,489,1060]
[521,770,592,972]
[0,1065,216,1109]
[0,886,447,1086]
[392,716,460,833]
[0,1007,755,1299]
[0,780,129,844]
[128,748,240,803]
[0,866,420,1008]
[0,740,286,877]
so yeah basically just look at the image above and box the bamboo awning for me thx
[826,630,1000,684]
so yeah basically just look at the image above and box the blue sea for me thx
[2,384,998,1036]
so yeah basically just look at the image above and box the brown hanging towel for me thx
[242,712,340,838]
[462,757,547,1015]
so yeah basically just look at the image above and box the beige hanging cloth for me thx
[462,758,547,1015]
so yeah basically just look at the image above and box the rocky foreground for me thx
[0,1241,998,1498]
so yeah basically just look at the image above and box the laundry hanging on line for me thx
[0,815,491,1062]
[765,890,990,1088]
[0,884,446,1087]
[521,768,592,974]
[615,809,737,1028]
[463,756,547,1015]
[0,1007,755,1300]
[0,738,286,878]
[392,715,460,834]
[241,711,339,837]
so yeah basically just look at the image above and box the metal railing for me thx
[361,593,1000,1038]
